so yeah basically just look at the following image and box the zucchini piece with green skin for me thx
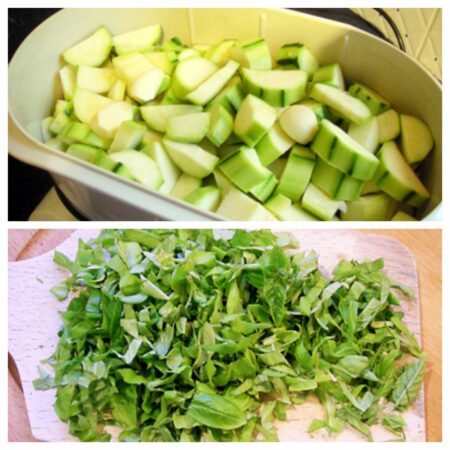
[301,183,347,221]
[361,180,381,195]
[73,88,113,124]
[109,121,147,152]
[213,170,236,195]
[205,39,236,66]
[58,121,111,149]
[310,83,371,125]
[230,38,272,71]
[268,157,287,179]
[219,146,272,192]
[45,138,66,152]
[279,105,318,144]
[348,82,390,116]
[277,145,315,201]
[139,129,163,149]
[392,210,416,221]
[311,158,365,201]
[113,164,135,181]
[141,141,181,194]
[310,119,380,181]
[210,77,245,113]
[76,66,116,94]
[172,56,218,99]
[255,122,294,166]
[400,114,433,164]
[90,101,137,139]
[265,193,317,221]
[166,112,211,143]
[143,51,178,75]
[185,60,240,105]
[53,99,73,117]
[161,37,185,52]
[241,68,308,107]
[250,173,278,203]
[49,112,73,135]
[216,189,277,221]
[112,52,155,83]
[92,151,120,171]
[341,192,397,221]
[373,141,430,207]
[234,94,278,147]
[109,149,163,190]
[128,68,169,103]
[163,138,219,178]
[63,26,112,67]
[66,143,101,162]
[41,117,53,142]
[312,63,345,89]
[171,174,202,200]
[112,24,161,55]
[277,43,319,77]
[108,79,126,101]
[59,65,77,100]
[300,100,330,122]
[185,186,222,212]
[207,103,234,147]
[348,117,379,154]
[160,85,185,105]
[140,104,202,132]
[377,109,400,143]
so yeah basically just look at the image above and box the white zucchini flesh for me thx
[109,120,146,152]
[301,183,347,221]
[170,174,202,200]
[216,189,277,221]
[166,112,211,143]
[109,149,163,189]
[207,103,234,147]
[112,52,156,83]
[77,66,116,94]
[310,83,371,125]
[348,116,379,154]
[265,193,317,221]
[127,68,166,103]
[112,24,161,55]
[163,138,219,178]
[279,105,318,145]
[108,79,127,101]
[373,141,430,207]
[377,109,400,143]
[172,56,218,99]
[63,26,112,67]
[91,101,136,139]
[141,141,181,194]
[391,210,416,221]
[234,94,278,147]
[73,88,113,124]
[341,193,397,221]
[204,39,236,66]
[140,104,203,132]
[59,65,77,100]
[185,60,239,105]
[400,114,434,164]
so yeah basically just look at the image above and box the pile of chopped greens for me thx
[33,229,426,442]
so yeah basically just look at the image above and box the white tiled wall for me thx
[352,8,442,80]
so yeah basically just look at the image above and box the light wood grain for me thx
[7,229,441,442]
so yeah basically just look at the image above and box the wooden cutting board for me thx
[8,230,425,442]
